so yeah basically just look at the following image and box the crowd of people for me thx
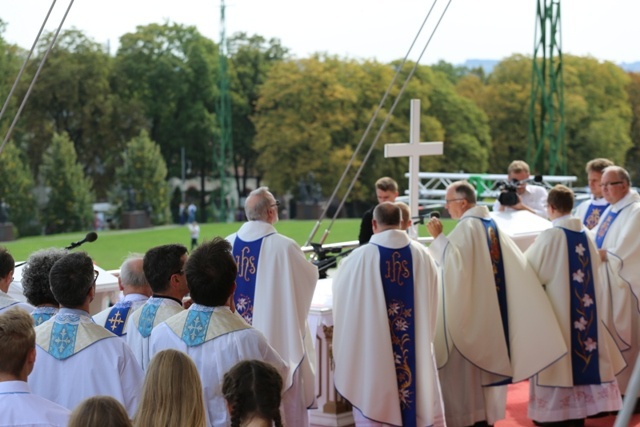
[0,159,638,427]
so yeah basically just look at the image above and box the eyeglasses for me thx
[270,200,280,208]
[93,270,99,283]
[600,181,624,188]
[444,198,464,205]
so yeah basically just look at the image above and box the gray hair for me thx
[603,165,631,186]
[21,248,67,306]
[373,202,401,227]
[244,187,273,221]
[450,181,477,204]
[119,254,147,289]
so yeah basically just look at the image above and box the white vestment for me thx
[124,296,184,370]
[0,381,71,427]
[150,304,288,427]
[93,293,148,337]
[574,196,609,230]
[0,291,33,315]
[525,215,624,421]
[28,308,144,415]
[429,206,567,427]
[227,220,318,426]
[593,190,640,394]
[332,229,445,427]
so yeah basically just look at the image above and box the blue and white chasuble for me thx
[36,309,113,360]
[375,243,418,427]
[232,233,274,325]
[103,301,134,336]
[165,303,250,347]
[32,307,58,326]
[563,229,601,385]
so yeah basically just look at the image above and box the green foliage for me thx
[626,72,640,182]
[0,142,39,236]
[40,133,94,233]
[113,131,171,225]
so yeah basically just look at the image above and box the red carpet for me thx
[497,381,640,426]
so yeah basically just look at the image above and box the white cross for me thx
[384,99,443,231]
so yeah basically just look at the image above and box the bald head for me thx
[119,254,151,297]
[372,202,402,234]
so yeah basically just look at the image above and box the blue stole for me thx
[376,244,417,427]
[138,298,163,338]
[583,202,608,230]
[481,219,512,384]
[105,301,133,336]
[595,208,623,248]
[563,229,601,385]
[232,233,274,325]
[182,305,214,346]
[32,307,57,326]
[49,314,80,359]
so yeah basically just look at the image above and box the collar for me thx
[58,307,91,318]
[589,196,609,206]
[0,381,30,395]
[551,214,572,225]
[237,220,277,241]
[611,190,640,212]
[151,294,183,307]
[122,293,149,303]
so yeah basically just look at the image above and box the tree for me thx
[626,72,640,181]
[0,142,39,236]
[40,132,94,233]
[113,131,171,225]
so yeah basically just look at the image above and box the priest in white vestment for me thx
[427,181,566,427]
[150,237,288,427]
[20,248,67,325]
[226,186,318,427]
[0,247,33,315]
[593,166,640,398]
[525,185,624,424]
[124,244,188,370]
[0,307,70,427]
[574,158,613,229]
[28,252,144,415]
[333,202,445,427]
[94,254,151,337]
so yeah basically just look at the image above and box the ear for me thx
[117,276,124,292]
[372,218,378,233]
[88,284,96,303]
[227,282,237,312]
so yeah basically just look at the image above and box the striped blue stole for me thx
[377,243,417,427]
[105,301,133,336]
[481,219,512,385]
[583,202,608,230]
[595,208,623,248]
[232,233,274,325]
[563,229,601,385]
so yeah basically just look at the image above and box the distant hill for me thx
[460,59,640,74]
[620,62,640,72]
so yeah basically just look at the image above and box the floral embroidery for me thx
[387,299,413,409]
[235,294,254,325]
[584,337,597,352]
[570,241,598,371]
[572,269,585,283]
[574,317,588,331]
[575,243,586,257]
[582,294,593,307]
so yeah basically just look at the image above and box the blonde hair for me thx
[395,202,412,230]
[68,396,132,427]
[134,349,206,427]
[0,307,35,377]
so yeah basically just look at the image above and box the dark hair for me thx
[21,248,67,306]
[186,237,237,307]
[222,360,284,427]
[373,202,401,227]
[143,244,188,293]
[49,252,94,308]
[0,247,15,279]
[547,185,574,214]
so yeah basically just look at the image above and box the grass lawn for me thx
[2,218,457,270]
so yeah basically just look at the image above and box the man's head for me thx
[21,248,67,307]
[585,158,614,199]
[445,181,477,219]
[244,187,279,224]
[601,166,631,205]
[0,308,36,381]
[375,177,399,203]
[395,201,412,231]
[185,237,237,307]
[49,252,96,309]
[143,244,188,297]
[372,202,402,234]
[0,247,14,293]
[119,254,151,297]
[546,185,574,219]
[507,160,531,195]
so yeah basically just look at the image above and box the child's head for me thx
[222,360,284,427]
[68,396,131,427]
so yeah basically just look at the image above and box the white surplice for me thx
[525,215,624,421]
[227,220,318,426]
[428,206,567,427]
[0,381,71,427]
[593,190,640,394]
[28,308,144,415]
[0,291,33,315]
[93,293,148,337]
[124,296,184,370]
[332,229,445,427]
[150,305,288,427]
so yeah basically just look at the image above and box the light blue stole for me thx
[376,243,417,427]
[32,307,58,326]
[595,207,626,248]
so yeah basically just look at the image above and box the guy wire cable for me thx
[304,0,443,246]
[307,0,453,247]
[0,0,76,156]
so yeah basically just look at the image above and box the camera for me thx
[498,179,521,207]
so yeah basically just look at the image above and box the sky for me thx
[0,0,638,65]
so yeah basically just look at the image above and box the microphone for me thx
[413,211,440,224]
[66,232,98,250]
[430,211,440,219]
